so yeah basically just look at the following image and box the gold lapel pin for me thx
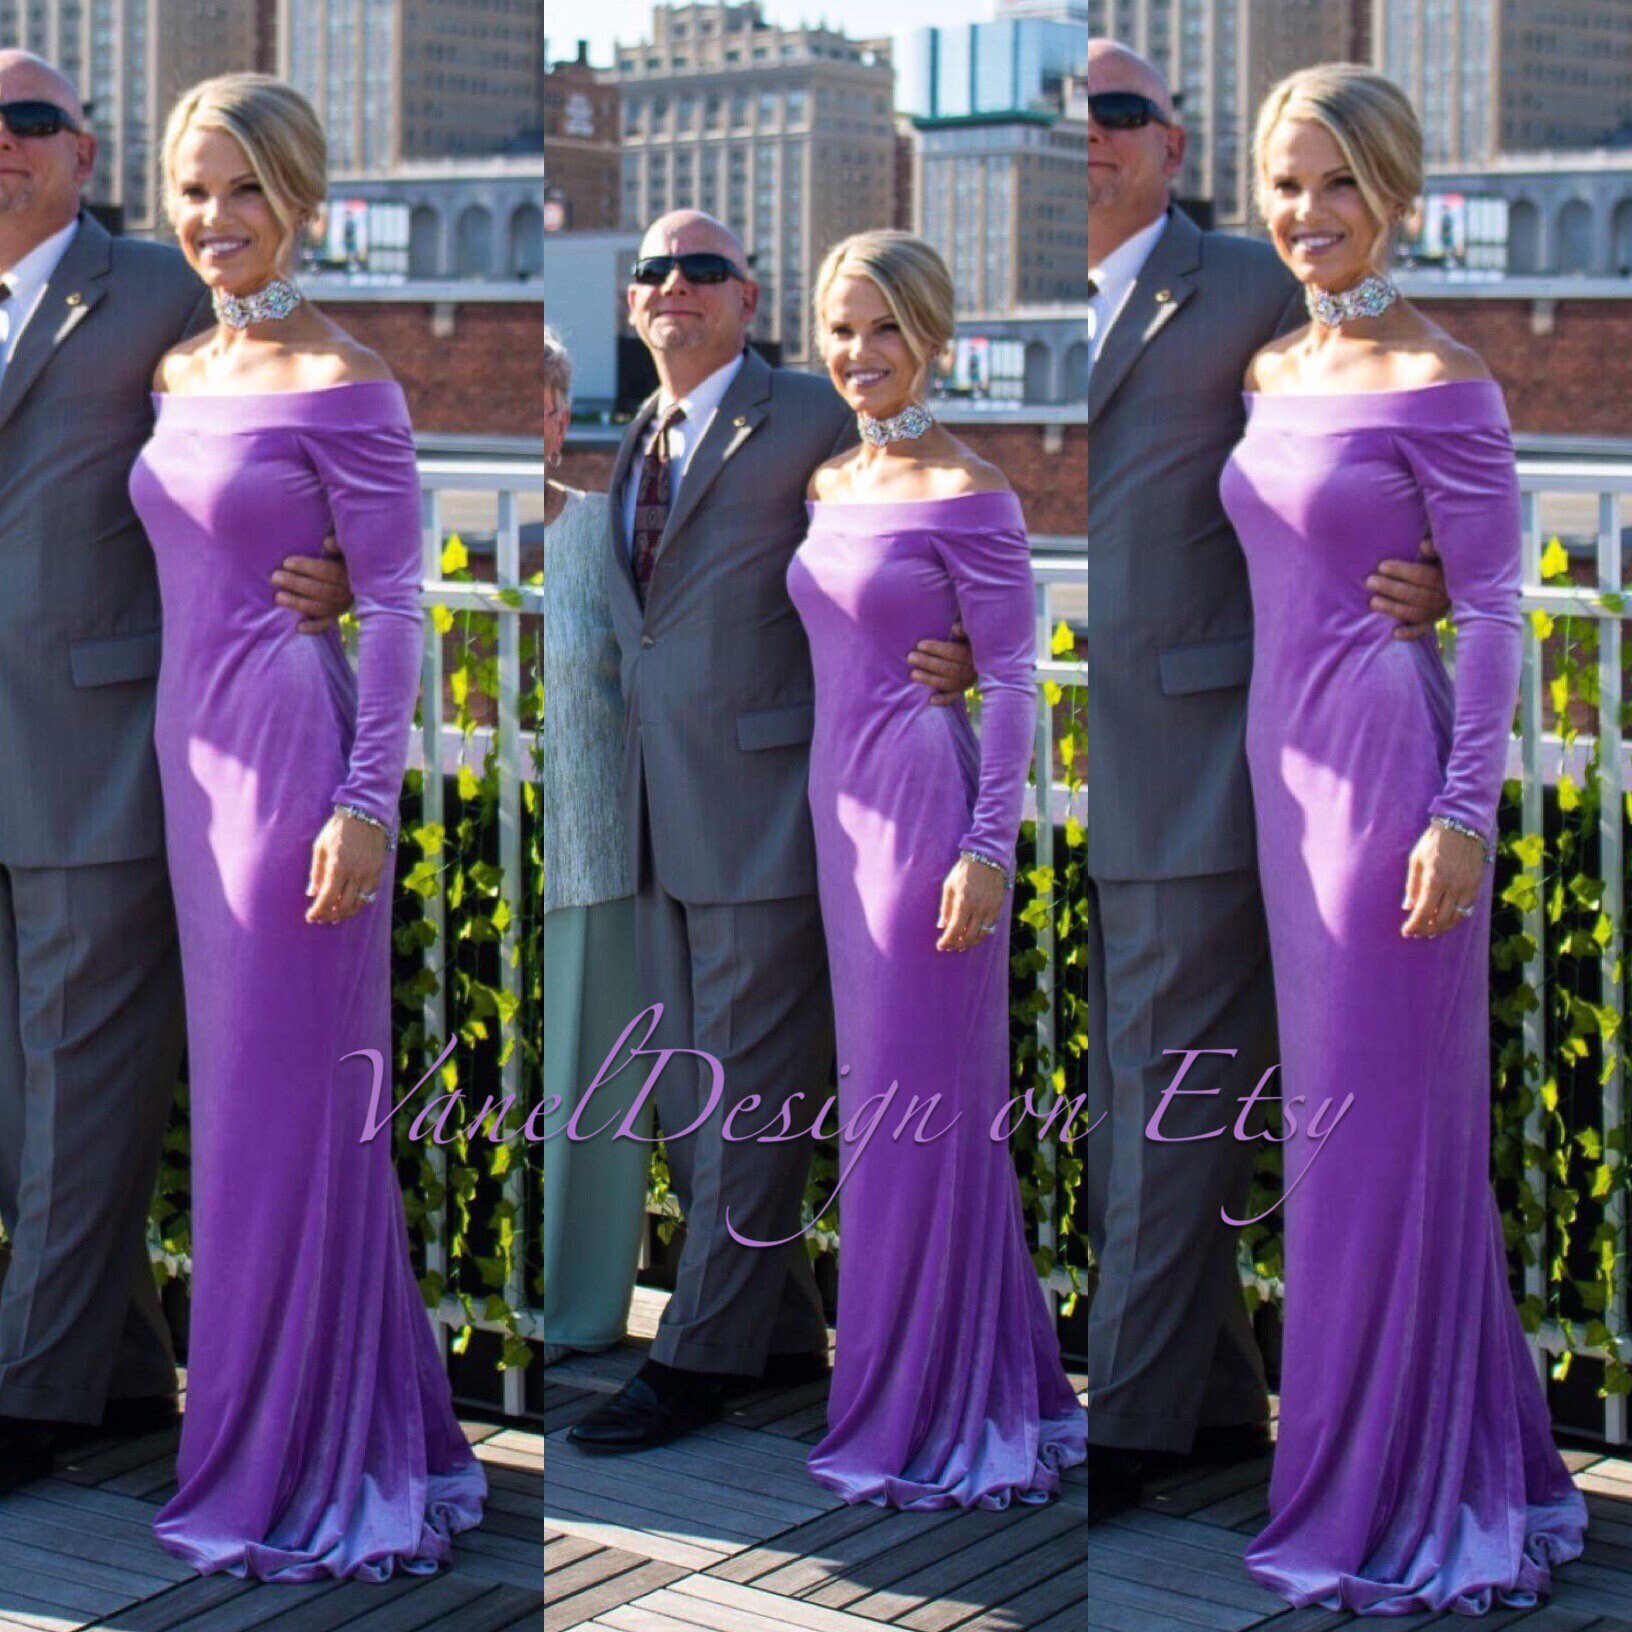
[732,415,747,427]
[1154,288,1172,303]
[65,292,82,306]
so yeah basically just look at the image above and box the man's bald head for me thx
[638,209,749,270]
[1087,39,1175,121]
[1087,36,1185,252]
[0,52,85,126]
[0,50,96,255]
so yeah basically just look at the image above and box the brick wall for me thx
[1415,297,1632,437]
[561,419,1087,536]
[333,301,544,438]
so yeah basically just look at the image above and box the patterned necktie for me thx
[631,403,686,606]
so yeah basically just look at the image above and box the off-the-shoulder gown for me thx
[128,381,487,1580]
[1219,380,1587,1613]
[787,489,1087,1508]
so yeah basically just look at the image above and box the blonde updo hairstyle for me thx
[813,230,955,400]
[162,73,327,270]
[1252,64,1423,274]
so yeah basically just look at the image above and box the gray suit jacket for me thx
[606,346,852,905]
[1088,207,1302,881]
[0,213,206,868]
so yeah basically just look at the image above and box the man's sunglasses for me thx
[1088,92,1170,131]
[632,252,746,286]
[0,100,80,138]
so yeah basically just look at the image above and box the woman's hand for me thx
[937,854,1008,952]
[306,811,388,924]
[1401,821,1485,938]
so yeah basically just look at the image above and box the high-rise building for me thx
[0,0,266,234]
[901,4,1087,314]
[608,1,894,364]
[1086,0,1353,227]
[1375,0,1632,167]
[546,42,621,231]
[897,1,1087,121]
[279,0,544,174]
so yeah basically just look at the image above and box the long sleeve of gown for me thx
[298,412,425,828]
[1397,418,1524,842]
[932,499,1038,871]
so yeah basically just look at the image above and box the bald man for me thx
[567,211,974,1452]
[1084,39,1449,1520]
[0,52,352,1492]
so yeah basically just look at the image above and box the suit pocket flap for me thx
[736,703,814,751]
[70,631,161,687]
[1157,636,1253,697]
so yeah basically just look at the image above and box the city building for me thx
[607,1,895,365]
[1376,0,1632,167]
[1085,0,1352,228]
[0,0,267,234]
[279,0,544,173]
[900,4,1087,321]
[319,156,546,280]
[546,41,621,231]
[916,111,1089,312]
[896,0,1087,121]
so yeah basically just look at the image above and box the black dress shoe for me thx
[1087,1445,1143,1525]
[0,1415,58,1496]
[566,1361,726,1454]
[101,1396,182,1437]
[723,1351,830,1398]
[1190,1421,1272,1465]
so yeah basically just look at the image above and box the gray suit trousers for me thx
[1085,868,1276,1454]
[634,853,832,1375]
[0,857,184,1422]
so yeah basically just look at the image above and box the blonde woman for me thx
[789,231,1086,1507]
[129,74,485,1579]
[1219,64,1586,1611]
[540,327,650,1362]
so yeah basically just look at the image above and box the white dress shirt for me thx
[0,218,79,375]
[622,349,747,552]
[1088,210,1168,365]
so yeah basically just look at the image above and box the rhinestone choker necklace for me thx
[858,403,935,446]
[1305,273,1399,328]
[212,276,305,330]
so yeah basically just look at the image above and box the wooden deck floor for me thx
[542,1294,1091,1632]
[0,1391,542,1632]
[1089,1429,1632,1631]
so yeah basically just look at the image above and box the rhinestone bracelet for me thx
[1430,814,1494,866]
[334,802,398,850]
[960,848,1014,891]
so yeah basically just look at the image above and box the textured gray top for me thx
[543,487,632,912]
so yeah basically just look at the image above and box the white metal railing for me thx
[1033,557,1088,1304]
[416,459,543,1414]
[1513,461,1632,1445]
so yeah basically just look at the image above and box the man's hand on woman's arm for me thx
[274,534,355,633]
[908,618,977,705]
[1370,536,1451,641]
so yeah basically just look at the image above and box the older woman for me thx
[541,327,651,1363]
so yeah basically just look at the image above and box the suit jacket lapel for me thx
[1088,207,1201,429]
[658,348,770,553]
[0,213,111,436]
[607,393,657,602]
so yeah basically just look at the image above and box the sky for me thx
[548,0,992,69]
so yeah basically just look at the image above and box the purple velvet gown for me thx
[788,490,1087,1509]
[1219,380,1587,1613]
[128,381,487,1580]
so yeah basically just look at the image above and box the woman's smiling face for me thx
[1262,117,1387,291]
[820,272,922,418]
[169,123,291,293]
